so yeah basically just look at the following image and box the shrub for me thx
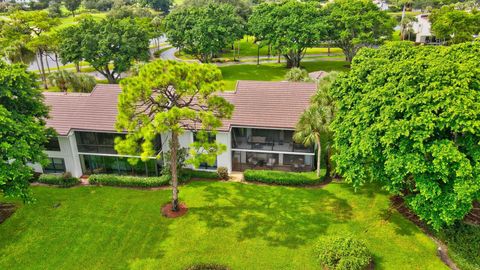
[315,236,372,270]
[89,174,170,188]
[185,264,230,270]
[183,169,220,180]
[438,222,480,270]
[284,67,311,82]
[217,167,229,180]
[243,170,324,186]
[38,173,80,188]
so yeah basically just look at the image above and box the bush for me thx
[315,236,372,270]
[38,173,80,188]
[438,222,480,270]
[243,170,324,186]
[185,264,230,270]
[183,169,220,180]
[284,67,311,82]
[217,167,229,180]
[89,174,170,188]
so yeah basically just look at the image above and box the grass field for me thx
[0,181,447,270]
[219,60,350,90]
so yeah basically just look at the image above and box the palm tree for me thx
[294,72,339,178]
[48,70,74,92]
[294,105,326,177]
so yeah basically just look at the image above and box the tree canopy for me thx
[430,5,480,44]
[0,61,50,201]
[115,60,234,211]
[331,42,480,230]
[248,0,325,68]
[63,0,82,16]
[324,0,394,62]
[58,18,150,83]
[164,3,245,63]
[138,0,172,14]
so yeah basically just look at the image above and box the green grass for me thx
[219,61,350,90]
[0,181,447,270]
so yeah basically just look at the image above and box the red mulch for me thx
[161,203,188,218]
[0,203,16,224]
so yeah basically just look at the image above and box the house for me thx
[36,81,317,178]
[412,14,443,45]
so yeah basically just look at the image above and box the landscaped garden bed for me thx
[88,174,170,188]
[243,169,326,186]
[0,181,448,269]
[37,173,80,188]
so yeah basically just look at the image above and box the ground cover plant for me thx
[0,181,448,269]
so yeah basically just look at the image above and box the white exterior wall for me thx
[216,132,232,172]
[34,135,83,177]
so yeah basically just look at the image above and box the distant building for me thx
[372,0,389,11]
[412,14,443,45]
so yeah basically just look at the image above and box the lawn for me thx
[220,60,350,90]
[0,181,447,270]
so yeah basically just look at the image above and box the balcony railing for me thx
[232,135,313,153]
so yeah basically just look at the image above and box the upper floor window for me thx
[193,132,216,143]
[45,137,61,151]
[75,131,162,155]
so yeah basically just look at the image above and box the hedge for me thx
[243,169,325,186]
[38,174,80,188]
[89,174,170,188]
[183,169,220,180]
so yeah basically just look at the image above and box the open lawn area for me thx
[220,60,350,90]
[0,181,447,270]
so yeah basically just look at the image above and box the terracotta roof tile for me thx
[44,81,316,135]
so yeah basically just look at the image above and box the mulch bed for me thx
[161,203,188,218]
[0,203,16,224]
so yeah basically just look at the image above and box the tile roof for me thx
[44,81,316,135]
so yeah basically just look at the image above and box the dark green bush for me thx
[89,174,170,188]
[38,173,80,188]
[185,264,230,270]
[183,169,220,180]
[217,167,229,180]
[438,222,480,270]
[315,236,372,270]
[243,170,324,186]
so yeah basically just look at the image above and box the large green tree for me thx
[248,0,325,68]
[331,42,480,230]
[115,60,234,211]
[58,18,150,83]
[63,0,82,16]
[3,11,59,89]
[138,0,172,14]
[324,0,394,62]
[430,5,480,44]
[164,3,245,63]
[0,61,50,201]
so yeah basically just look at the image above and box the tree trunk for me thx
[257,45,260,65]
[75,62,80,72]
[55,53,60,71]
[171,131,180,212]
[45,53,51,73]
[325,144,332,178]
[316,137,322,177]
[277,52,280,63]
[37,51,48,89]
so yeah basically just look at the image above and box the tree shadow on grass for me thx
[189,182,353,248]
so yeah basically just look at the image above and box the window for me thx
[45,137,60,151]
[75,132,124,154]
[76,132,162,155]
[43,158,66,173]
[80,155,161,176]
